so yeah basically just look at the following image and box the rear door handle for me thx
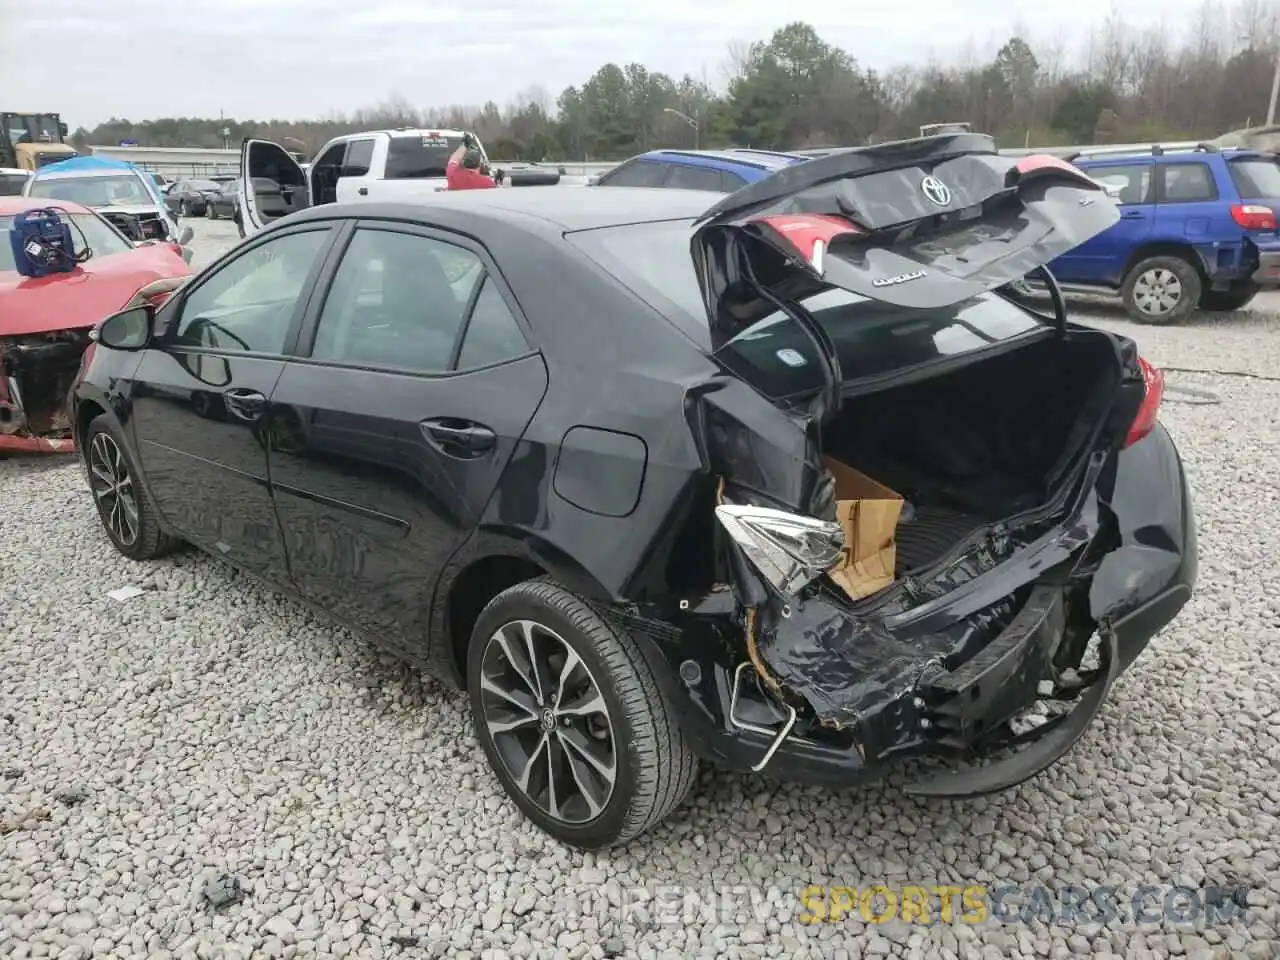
[420,418,496,456]
[223,388,267,421]
[1119,210,1145,220]
[357,186,368,196]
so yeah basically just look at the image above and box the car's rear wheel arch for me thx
[441,538,619,686]
[1121,242,1206,286]
[446,553,547,685]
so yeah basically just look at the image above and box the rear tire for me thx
[206,203,216,220]
[467,578,698,849]
[1199,281,1258,311]
[1121,255,1202,324]
[83,415,180,561]
[178,200,189,218]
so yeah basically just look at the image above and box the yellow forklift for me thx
[0,112,78,171]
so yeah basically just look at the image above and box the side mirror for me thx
[178,225,194,246]
[93,304,155,351]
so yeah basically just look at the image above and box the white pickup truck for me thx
[239,129,489,236]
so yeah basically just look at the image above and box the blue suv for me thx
[589,148,803,193]
[1048,143,1280,323]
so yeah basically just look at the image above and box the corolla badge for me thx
[872,269,927,288]
[921,175,952,206]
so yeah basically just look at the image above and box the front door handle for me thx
[1119,210,1145,220]
[357,186,369,196]
[223,388,267,421]
[420,418,496,456]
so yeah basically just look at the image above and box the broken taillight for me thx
[1124,356,1164,448]
[1230,203,1277,231]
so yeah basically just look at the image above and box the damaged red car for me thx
[71,134,1196,849]
[1,197,192,453]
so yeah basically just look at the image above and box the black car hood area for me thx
[690,133,1121,346]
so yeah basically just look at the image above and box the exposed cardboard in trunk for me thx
[821,455,904,601]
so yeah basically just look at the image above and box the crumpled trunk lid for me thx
[689,134,1121,349]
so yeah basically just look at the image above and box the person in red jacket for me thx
[445,134,497,190]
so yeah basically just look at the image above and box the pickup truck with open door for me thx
[239,129,489,237]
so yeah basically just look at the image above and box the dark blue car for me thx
[588,148,803,192]
[1048,144,1280,323]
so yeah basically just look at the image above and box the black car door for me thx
[128,223,340,582]
[264,220,548,658]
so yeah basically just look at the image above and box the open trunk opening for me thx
[821,332,1123,577]
[0,331,91,441]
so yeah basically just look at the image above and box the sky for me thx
[0,0,1203,129]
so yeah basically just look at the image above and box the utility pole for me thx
[663,107,699,149]
[1268,54,1280,125]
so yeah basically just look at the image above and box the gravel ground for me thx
[1,217,1278,960]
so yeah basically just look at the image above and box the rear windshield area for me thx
[385,135,464,179]
[568,220,1048,398]
[1229,157,1280,198]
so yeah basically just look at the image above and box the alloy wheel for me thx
[478,619,617,824]
[1133,267,1183,317]
[88,432,139,547]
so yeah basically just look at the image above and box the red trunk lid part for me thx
[1011,154,1100,189]
[751,214,865,272]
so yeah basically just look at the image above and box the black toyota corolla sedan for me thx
[71,133,1196,849]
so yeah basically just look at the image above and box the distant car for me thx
[206,178,239,220]
[170,178,227,217]
[1048,143,1280,322]
[588,148,804,191]
[1,167,32,196]
[0,196,192,453]
[25,155,186,248]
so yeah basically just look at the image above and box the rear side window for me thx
[1229,158,1280,198]
[456,278,529,369]
[1159,162,1217,203]
[721,170,749,191]
[598,159,669,187]
[664,163,728,192]
[385,135,463,179]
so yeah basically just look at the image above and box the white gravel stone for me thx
[0,218,1277,959]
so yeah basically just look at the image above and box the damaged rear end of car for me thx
[618,134,1198,795]
[0,329,91,451]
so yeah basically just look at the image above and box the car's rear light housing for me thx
[1230,203,1276,231]
[1124,356,1164,448]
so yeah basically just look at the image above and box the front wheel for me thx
[206,203,217,220]
[1121,255,1202,324]
[83,415,180,561]
[1199,281,1258,311]
[178,200,189,217]
[468,579,699,849]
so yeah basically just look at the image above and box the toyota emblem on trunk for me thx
[921,175,951,206]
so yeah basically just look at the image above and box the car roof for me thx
[287,186,720,233]
[0,195,92,216]
[328,128,469,142]
[31,166,146,180]
[639,149,801,172]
